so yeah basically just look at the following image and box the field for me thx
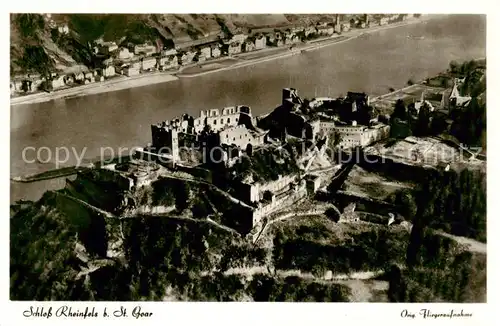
[365,136,464,167]
[342,165,413,200]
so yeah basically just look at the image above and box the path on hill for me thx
[204,265,384,283]
[58,192,116,218]
[436,231,486,254]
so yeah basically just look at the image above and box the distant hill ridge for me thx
[10,13,344,75]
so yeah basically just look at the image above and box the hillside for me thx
[10,13,346,76]
[10,159,487,302]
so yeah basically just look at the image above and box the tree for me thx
[332,131,342,148]
[449,60,459,74]
[396,190,417,219]
[388,265,406,302]
[391,99,407,122]
[413,103,431,136]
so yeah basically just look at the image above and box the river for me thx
[10,14,486,203]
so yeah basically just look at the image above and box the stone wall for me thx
[218,125,265,149]
[82,169,133,191]
[195,106,252,133]
[335,124,390,149]
[251,184,307,227]
[257,174,297,197]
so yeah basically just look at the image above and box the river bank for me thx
[10,16,431,107]
[10,72,179,106]
[176,16,433,78]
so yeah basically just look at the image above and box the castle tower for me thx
[170,129,179,163]
[150,124,180,165]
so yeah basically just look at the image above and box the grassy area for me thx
[342,165,413,201]
[10,191,99,300]
[272,217,410,275]
[389,228,486,302]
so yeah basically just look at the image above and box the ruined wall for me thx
[257,174,297,197]
[336,124,390,149]
[231,174,297,206]
[218,125,264,149]
[197,106,252,132]
[251,184,307,227]
[230,180,259,204]
[82,169,133,191]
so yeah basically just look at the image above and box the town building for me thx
[305,26,317,37]
[380,17,390,26]
[50,75,66,90]
[199,46,212,60]
[267,32,285,47]
[99,41,118,55]
[162,48,177,57]
[123,66,140,77]
[74,72,85,83]
[229,34,248,44]
[102,66,116,78]
[84,76,95,84]
[244,39,256,52]
[117,48,134,60]
[141,57,157,71]
[11,79,24,93]
[211,44,222,58]
[179,50,196,65]
[158,55,179,70]
[64,75,75,86]
[255,35,266,50]
[134,43,157,56]
[317,25,334,36]
[228,41,242,55]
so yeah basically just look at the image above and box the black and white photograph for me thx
[9,11,487,306]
